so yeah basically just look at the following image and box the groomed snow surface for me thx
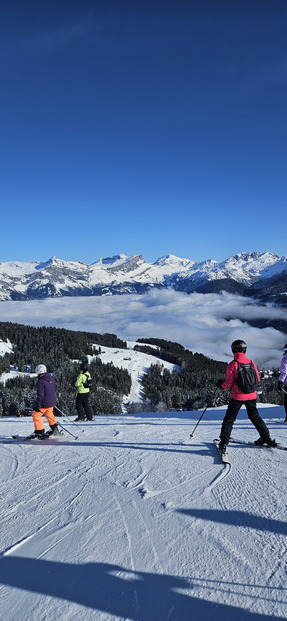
[1,405,287,621]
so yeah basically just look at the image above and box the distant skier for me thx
[217,340,276,454]
[278,344,287,422]
[74,359,93,421]
[29,364,59,439]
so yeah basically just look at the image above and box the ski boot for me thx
[26,429,46,440]
[255,437,277,447]
[47,423,62,436]
[218,440,227,455]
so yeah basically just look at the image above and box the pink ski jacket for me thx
[222,352,260,401]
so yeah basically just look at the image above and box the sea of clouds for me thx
[0,290,286,369]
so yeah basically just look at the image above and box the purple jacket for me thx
[279,354,287,385]
[35,372,57,409]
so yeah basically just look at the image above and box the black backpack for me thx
[235,361,258,393]
[83,373,92,389]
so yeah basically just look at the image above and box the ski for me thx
[0,436,45,443]
[229,438,287,452]
[0,432,64,443]
[25,432,52,440]
[213,439,231,464]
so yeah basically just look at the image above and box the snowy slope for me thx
[88,344,180,406]
[0,338,13,356]
[0,405,286,621]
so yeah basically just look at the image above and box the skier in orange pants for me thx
[33,406,58,431]
[29,364,59,439]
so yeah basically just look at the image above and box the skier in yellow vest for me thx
[75,360,93,421]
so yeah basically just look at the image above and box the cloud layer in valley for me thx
[0,291,286,369]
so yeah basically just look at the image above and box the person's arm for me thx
[75,373,84,389]
[222,361,236,390]
[34,379,44,410]
[279,357,287,383]
[253,362,261,385]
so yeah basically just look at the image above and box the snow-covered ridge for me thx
[0,251,286,301]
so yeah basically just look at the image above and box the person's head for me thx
[35,364,47,375]
[231,340,247,354]
[80,358,89,372]
[284,344,287,354]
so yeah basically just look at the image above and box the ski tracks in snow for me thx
[209,461,231,491]
[1,417,287,620]
[94,426,226,503]
[0,515,58,559]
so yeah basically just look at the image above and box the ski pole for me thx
[189,400,212,438]
[190,389,220,438]
[37,409,78,440]
[54,406,85,433]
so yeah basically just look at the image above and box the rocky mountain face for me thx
[0,252,286,305]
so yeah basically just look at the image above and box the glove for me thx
[216,379,223,389]
[278,381,284,392]
[34,406,41,412]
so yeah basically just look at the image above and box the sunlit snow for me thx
[0,405,286,620]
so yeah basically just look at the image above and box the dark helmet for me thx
[231,340,247,354]
[80,357,89,371]
[284,344,287,352]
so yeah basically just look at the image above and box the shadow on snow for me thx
[177,508,287,536]
[0,556,283,621]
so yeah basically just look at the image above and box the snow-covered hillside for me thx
[0,406,286,620]
[0,340,179,407]
[0,338,13,356]
[88,343,180,407]
[0,251,286,301]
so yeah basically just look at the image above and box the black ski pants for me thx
[220,398,271,445]
[76,393,93,420]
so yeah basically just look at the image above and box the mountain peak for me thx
[0,251,286,304]
[92,254,130,267]
[36,257,56,270]
[155,254,193,267]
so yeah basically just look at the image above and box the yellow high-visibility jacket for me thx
[75,371,91,394]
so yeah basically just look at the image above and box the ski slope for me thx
[0,405,287,621]
[89,343,180,406]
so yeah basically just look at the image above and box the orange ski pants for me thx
[33,407,57,431]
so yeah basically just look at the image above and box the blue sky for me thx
[1,0,287,264]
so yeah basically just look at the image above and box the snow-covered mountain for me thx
[0,251,287,304]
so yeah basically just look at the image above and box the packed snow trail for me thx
[0,407,286,620]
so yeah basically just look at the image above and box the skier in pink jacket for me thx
[218,340,276,454]
[278,344,287,422]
